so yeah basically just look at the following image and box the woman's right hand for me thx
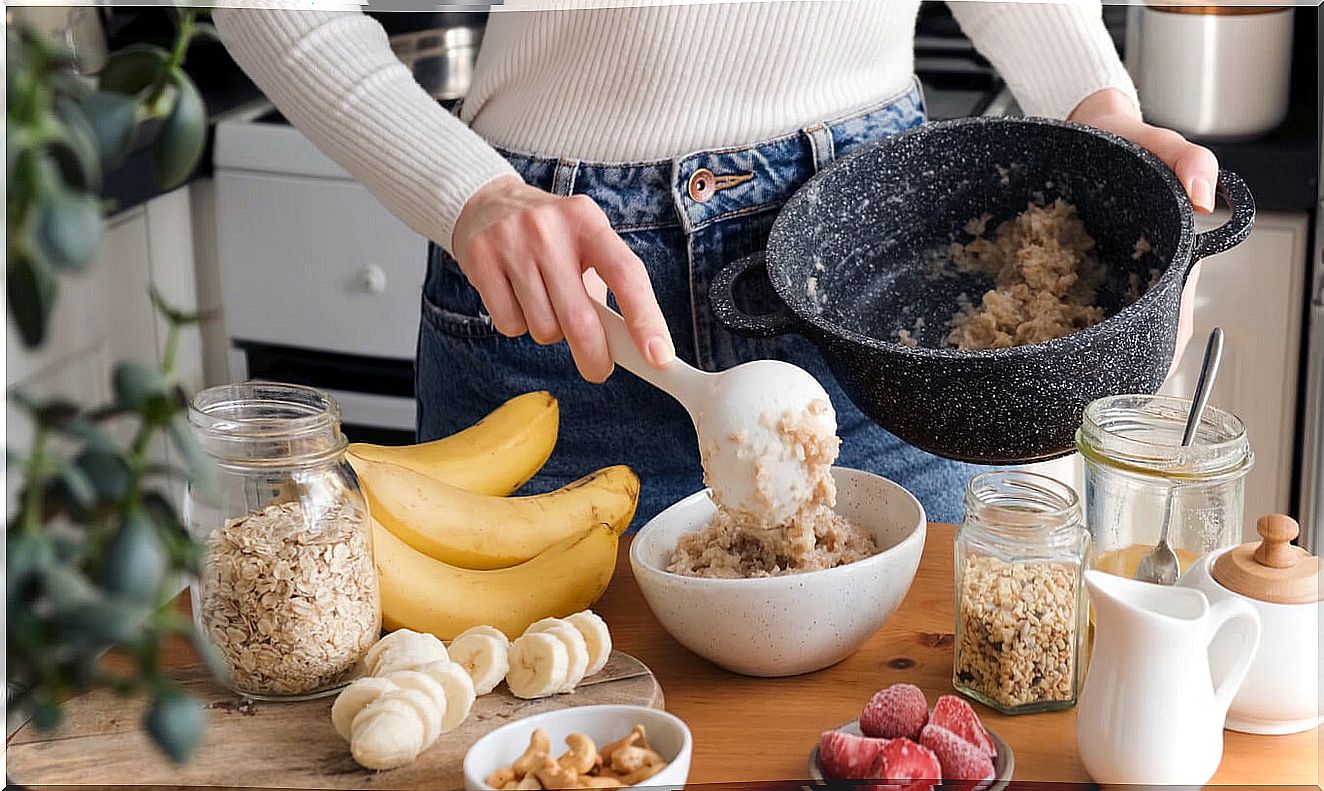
[451,175,675,383]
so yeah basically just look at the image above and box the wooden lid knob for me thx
[1212,514,1321,605]
[1253,514,1300,569]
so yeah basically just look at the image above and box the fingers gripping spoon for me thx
[1135,327,1225,586]
[591,298,836,525]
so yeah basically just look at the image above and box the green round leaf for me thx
[7,531,53,601]
[97,45,169,97]
[75,447,133,501]
[112,361,170,411]
[7,253,60,348]
[152,69,205,191]
[67,599,152,645]
[144,689,205,764]
[42,564,102,613]
[34,185,103,273]
[32,700,63,731]
[81,90,140,168]
[50,96,102,190]
[100,508,168,604]
[168,414,215,493]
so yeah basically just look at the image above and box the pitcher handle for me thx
[1206,597,1262,713]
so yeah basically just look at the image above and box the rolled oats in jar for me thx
[185,383,380,700]
[953,471,1089,715]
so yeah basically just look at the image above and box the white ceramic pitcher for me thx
[1076,570,1260,785]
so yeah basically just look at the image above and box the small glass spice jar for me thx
[1076,394,1253,580]
[953,471,1090,715]
[184,382,380,700]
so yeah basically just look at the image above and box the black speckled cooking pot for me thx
[709,117,1255,465]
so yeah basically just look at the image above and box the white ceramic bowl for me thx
[462,704,692,791]
[630,467,926,677]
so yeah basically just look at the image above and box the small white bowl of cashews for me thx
[462,705,693,791]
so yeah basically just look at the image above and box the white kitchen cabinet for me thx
[1025,211,1309,542]
[1160,211,1308,537]
[6,188,205,509]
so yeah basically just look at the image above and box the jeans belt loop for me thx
[551,159,580,197]
[803,122,836,173]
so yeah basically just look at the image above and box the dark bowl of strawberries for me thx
[810,683,1013,790]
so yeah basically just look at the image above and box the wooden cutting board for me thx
[7,651,662,789]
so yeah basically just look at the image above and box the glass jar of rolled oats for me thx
[953,471,1089,715]
[185,382,380,700]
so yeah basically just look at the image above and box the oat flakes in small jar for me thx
[954,471,1089,715]
[185,382,380,700]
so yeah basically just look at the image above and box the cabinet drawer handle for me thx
[357,264,387,294]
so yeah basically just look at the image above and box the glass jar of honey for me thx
[1075,394,1254,580]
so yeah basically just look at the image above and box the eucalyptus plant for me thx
[7,12,224,762]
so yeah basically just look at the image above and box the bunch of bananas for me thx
[349,392,639,640]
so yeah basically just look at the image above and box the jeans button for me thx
[687,168,715,203]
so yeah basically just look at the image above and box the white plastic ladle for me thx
[591,297,836,525]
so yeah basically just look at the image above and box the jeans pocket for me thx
[421,244,498,338]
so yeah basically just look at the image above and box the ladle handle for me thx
[1181,327,1224,447]
[591,297,712,409]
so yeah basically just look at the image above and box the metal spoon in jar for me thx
[1135,327,1225,586]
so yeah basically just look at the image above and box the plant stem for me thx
[21,426,49,534]
[161,323,181,376]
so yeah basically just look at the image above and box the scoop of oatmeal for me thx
[673,401,877,579]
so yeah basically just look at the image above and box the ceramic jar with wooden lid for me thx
[1128,2,1294,139]
[1179,513,1322,734]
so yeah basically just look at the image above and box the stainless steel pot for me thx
[390,24,484,102]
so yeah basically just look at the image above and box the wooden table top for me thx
[35,522,1321,788]
[594,523,1320,787]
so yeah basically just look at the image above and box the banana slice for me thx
[525,620,589,692]
[565,610,612,677]
[420,660,477,732]
[331,676,398,741]
[384,670,449,741]
[448,632,510,695]
[366,629,449,676]
[453,624,510,646]
[350,692,427,771]
[506,632,570,699]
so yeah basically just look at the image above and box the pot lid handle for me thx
[1212,514,1321,604]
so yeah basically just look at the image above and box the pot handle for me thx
[1190,170,1256,267]
[709,251,801,338]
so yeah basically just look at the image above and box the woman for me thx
[214,0,1216,525]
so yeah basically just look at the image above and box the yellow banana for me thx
[348,391,558,496]
[373,519,618,640]
[351,456,638,570]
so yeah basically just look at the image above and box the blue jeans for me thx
[417,81,978,527]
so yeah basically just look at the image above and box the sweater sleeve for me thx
[946,0,1138,120]
[212,3,517,254]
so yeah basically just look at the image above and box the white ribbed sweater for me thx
[213,1,1137,254]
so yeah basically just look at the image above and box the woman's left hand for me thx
[1069,87,1217,376]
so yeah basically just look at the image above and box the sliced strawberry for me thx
[860,683,930,741]
[867,736,942,791]
[920,724,996,791]
[930,694,996,758]
[818,730,889,780]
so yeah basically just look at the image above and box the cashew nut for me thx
[619,762,664,786]
[500,782,520,791]
[578,777,622,789]
[513,729,552,777]
[487,768,517,788]
[535,755,581,790]
[598,729,640,764]
[610,745,663,775]
[558,733,599,775]
[515,773,542,790]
